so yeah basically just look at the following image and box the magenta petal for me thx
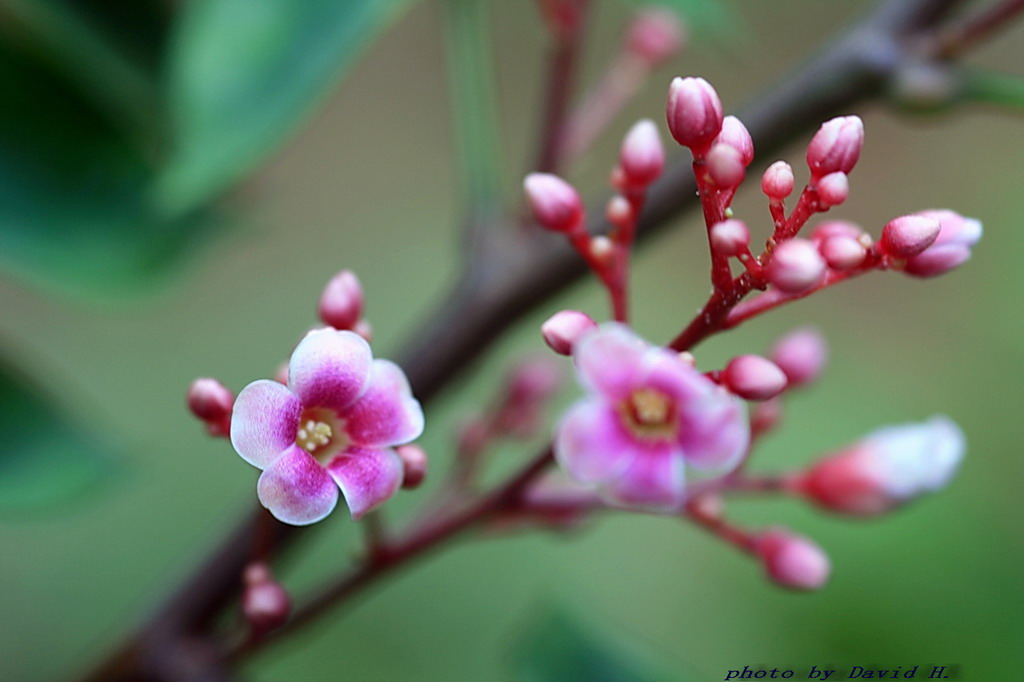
[555,399,636,485]
[679,389,749,471]
[343,360,424,447]
[289,328,373,413]
[603,449,685,512]
[230,380,302,469]
[574,323,648,398]
[326,447,403,519]
[257,446,339,525]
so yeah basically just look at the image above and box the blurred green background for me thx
[0,1,1021,680]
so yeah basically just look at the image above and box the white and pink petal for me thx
[326,446,404,519]
[256,446,339,525]
[230,380,302,469]
[288,328,373,413]
[554,399,636,485]
[601,447,685,512]
[678,389,749,471]
[343,360,424,447]
[573,323,648,398]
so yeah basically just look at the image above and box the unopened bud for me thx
[353,319,373,343]
[318,270,363,330]
[811,220,868,244]
[815,171,849,207]
[524,173,584,233]
[799,416,964,515]
[767,239,826,294]
[706,143,745,188]
[709,219,750,257]
[242,563,290,632]
[619,119,665,188]
[806,115,864,178]
[188,378,233,436]
[542,310,598,355]
[722,355,788,401]
[507,357,562,403]
[666,76,723,154]
[715,115,754,166]
[590,235,614,264]
[769,327,827,387]
[606,195,632,228]
[819,234,866,270]
[902,210,982,278]
[761,161,795,200]
[756,529,831,591]
[625,7,685,67]
[397,444,428,489]
[879,214,941,258]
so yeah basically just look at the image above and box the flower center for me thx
[297,419,333,453]
[620,388,677,438]
[295,407,350,463]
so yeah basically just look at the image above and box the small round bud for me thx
[709,219,750,257]
[706,143,745,188]
[523,173,584,233]
[318,270,364,330]
[815,171,849,207]
[242,563,290,633]
[606,195,632,228]
[507,357,562,403]
[722,355,788,401]
[666,76,723,154]
[188,378,233,436]
[590,235,614,264]
[757,529,831,591]
[715,115,754,166]
[810,219,867,243]
[767,239,826,294]
[806,115,864,178]
[353,319,373,342]
[751,397,783,435]
[879,215,941,258]
[619,119,665,188]
[542,310,598,355]
[625,7,685,67]
[819,234,866,270]
[274,362,289,385]
[902,210,982,278]
[761,160,795,200]
[769,327,827,387]
[397,444,428,490]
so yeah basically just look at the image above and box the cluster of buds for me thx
[518,74,974,592]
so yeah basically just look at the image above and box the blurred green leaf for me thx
[0,360,115,514]
[158,0,417,214]
[0,42,213,298]
[514,608,683,682]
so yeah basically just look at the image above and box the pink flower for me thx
[230,329,424,525]
[555,324,748,512]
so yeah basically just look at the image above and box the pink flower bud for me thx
[722,355,788,401]
[353,319,373,342]
[757,529,831,591]
[806,115,863,178]
[507,357,562,404]
[819,234,866,270]
[590,235,614,264]
[767,239,826,293]
[799,416,964,515]
[666,76,723,154]
[815,171,849,207]
[902,210,982,278]
[709,219,750,257]
[761,161,794,200]
[397,444,428,489]
[879,214,941,258]
[188,378,233,436]
[606,195,632,228]
[810,219,867,243]
[715,115,754,166]
[625,7,685,67]
[706,143,745,188]
[770,327,827,387]
[524,173,584,233]
[318,270,364,330]
[242,563,290,632]
[542,310,598,355]
[619,119,665,188]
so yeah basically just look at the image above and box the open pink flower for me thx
[230,328,424,525]
[555,324,748,512]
